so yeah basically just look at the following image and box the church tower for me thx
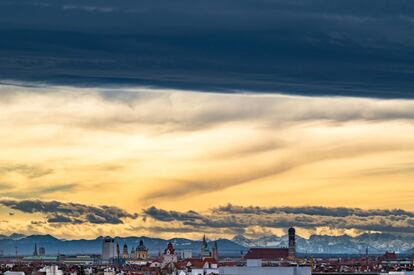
[288,226,296,258]
[116,241,120,259]
[212,241,219,261]
[201,235,210,258]
[136,240,149,260]
[122,243,129,259]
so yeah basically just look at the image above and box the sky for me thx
[0,0,414,240]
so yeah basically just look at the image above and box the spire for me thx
[201,234,210,258]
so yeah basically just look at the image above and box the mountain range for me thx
[0,234,245,257]
[0,233,413,257]
[232,233,414,255]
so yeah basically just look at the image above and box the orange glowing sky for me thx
[0,83,414,239]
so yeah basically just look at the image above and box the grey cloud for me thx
[0,164,53,179]
[0,199,138,224]
[31,220,46,225]
[43,89,414,135]
[143,205,414,235]
[39,183,78,194]
[47,214,82,224]
[144,207,204,222]
[351,163,414,177]
[5,85,414,139]
[0,183,79,199]
[214,204,414,218]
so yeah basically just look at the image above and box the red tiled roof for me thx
[187,259,204,268]
[175,261,188,269]
[203,257,218,264]
[177,258,218,269]
[164,242,175,254]
[244,248,289,260]
[381,251,397,260]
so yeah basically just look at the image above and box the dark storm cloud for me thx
[0,199,138,224]
[0,0,414,97]
[143,205,414,235]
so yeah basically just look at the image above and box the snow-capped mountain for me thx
[233,234,299,248]
[232,233,414,254]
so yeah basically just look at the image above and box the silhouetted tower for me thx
[288,227,296,258]
[212,241,219,261]
[130,246,135,259]
[38,247,46,256]
[33,243,38,256]
[201,235,210,258]
[116,241,120,259]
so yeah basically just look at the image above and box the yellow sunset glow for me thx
[1,83,414,239]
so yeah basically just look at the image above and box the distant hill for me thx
[0,235,246,257]
[405,247,414,255]
[8,233,27,240]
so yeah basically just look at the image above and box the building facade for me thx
[102,237,115,261]
[122,243,129,259]
[162,242,178,268]
[134,240,149,260]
